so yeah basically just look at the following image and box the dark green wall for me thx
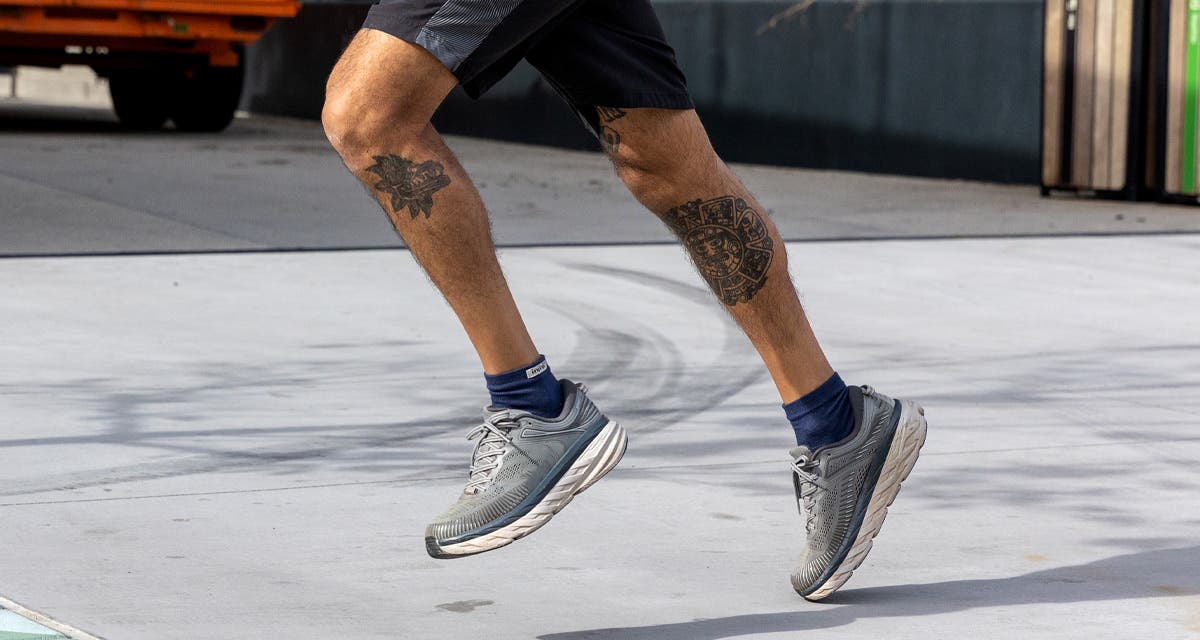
[243,0,1044,183]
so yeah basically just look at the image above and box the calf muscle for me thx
[661,195,775,306]
[600,106,835,401]
[323,30,540,375]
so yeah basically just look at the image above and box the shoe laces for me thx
[464,410,521,494]
[792,454,827,534]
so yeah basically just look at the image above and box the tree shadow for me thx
[538,545,1200,639]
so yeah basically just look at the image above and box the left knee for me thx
[603,111,720,209]
[611,142,716,209]
[613,158,671,208]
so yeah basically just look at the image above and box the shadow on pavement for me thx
[0,102,124,133]
[537,545,1200,639]
[0,102,285,138]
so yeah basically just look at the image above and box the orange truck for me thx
[0,0,300,130]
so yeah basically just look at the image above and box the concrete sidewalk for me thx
[2,235,1198,639]
[3,100,1200,257]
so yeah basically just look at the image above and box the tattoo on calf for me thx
[596,106,627,153]
[365,154,452,220]
[663,196,774,305]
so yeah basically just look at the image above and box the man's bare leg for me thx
[323,30,538,375]
[600,106,927,601]
[596,107,832,403]
[323,30,628,559]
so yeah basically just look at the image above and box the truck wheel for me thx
[109,72,169,130]
[169,61,244,133]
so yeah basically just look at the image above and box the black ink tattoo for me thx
[365,154,452,219]
[662,196,774,305]
[596,106,627,153]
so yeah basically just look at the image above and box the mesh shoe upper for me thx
[426,381,607,544]
[791,385,899,591]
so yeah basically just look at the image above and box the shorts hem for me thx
[361,17,464,78]
[573,91,694,110]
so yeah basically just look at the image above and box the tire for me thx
[109,72,169,130]
[169,61,244,133]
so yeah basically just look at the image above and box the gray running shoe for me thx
[425,380,627,559]
[790,385,927,600]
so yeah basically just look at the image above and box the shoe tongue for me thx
[789,445,815,460]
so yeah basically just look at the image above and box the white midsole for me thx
[438,420,628,556]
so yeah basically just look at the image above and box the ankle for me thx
[784,373,855,449]
[484,355,565,418]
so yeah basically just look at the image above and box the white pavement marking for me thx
[0,597,100,640]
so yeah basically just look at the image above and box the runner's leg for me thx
[325,24,626,560]
[525,0,923,598]
[597,107,834,404]
[322,29,539,375]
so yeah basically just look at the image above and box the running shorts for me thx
[361,0,694,134]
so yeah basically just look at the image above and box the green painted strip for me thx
[0,610,64,640]
[1184,0,1200,193]
[0,631,63,640]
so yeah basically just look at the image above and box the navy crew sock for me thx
[784,373,855,449]
[484,355,565,419]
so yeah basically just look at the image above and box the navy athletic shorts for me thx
[361,0,694,133]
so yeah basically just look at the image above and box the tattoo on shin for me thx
[596,106,627,153]
[365,154,452,219]
[663,196,774,305]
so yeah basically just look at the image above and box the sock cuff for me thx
[783,372,847,421]
[485,355,551,387]
[484,354,564,419]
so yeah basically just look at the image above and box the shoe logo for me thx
[520,426,584,438]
